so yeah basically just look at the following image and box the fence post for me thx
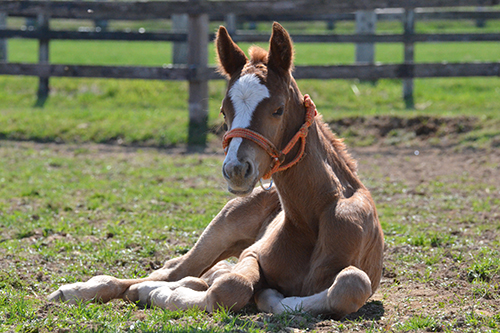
[476,7,486,28]
[94,0,108,32]
[26,17,36,31]
[187,2,209,147]
[355,11,376,83]
[172,14,188,64]
[403,9,415,109]
[0,12,7,61]
[327,19,335,31]
[355,11,376,63]
[36,13,50,107]
[225,13,237,38]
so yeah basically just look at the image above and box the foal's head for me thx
[217,23,307,195]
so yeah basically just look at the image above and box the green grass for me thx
[1,140,499,332]
[8,39,175,66]
[0,145,229,237]
[7,39,500,65]
[0,78,193,146]
[2,75,499,148]
[396,315,442,332]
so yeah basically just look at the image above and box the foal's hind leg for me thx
[48,188,280,304]
[255,266,372,318]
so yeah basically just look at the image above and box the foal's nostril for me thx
[244,161,252,179]
[222,164,230,180]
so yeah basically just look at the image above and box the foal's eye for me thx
[220,108,228,131]
[273,106,284,117]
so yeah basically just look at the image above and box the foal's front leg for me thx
[48,188,280,304]
[153,187,280,281]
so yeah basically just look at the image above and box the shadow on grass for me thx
[222,300,385,332]
[342,300,385,321]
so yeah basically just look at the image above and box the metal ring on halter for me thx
[259,178,273,191]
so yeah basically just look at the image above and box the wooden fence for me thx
[0,0,499,146]
[234,8,500,25]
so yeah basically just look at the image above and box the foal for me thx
[49,23,384,319]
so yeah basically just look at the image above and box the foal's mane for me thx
[318,120,358,175]
[249,46,268,64]
[247,46,295,73]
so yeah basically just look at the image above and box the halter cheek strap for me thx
[222,94,318,180]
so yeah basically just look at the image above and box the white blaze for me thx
[225,74,269,164]
[229,74,270,129]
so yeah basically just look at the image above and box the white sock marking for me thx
[149,286,208,311]
[257,288,329,315]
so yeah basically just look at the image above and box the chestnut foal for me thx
[48,23,384,319]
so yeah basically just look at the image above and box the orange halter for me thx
[222,94,318,180]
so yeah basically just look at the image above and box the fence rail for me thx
[0,0,499,145]
[229,33,500,43]
[2,62,499,81]
[238,9,500,22]
[2,0,498,19]
[2,30,500,43]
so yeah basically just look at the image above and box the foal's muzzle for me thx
[223,159,253,181]
[222,157,258,195]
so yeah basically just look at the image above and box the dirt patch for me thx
[329,115,478,146]
[352,145,500,187]
[214,115,480,148]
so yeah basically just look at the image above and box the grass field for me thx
[0,142,499,333]
[1,17,500,333]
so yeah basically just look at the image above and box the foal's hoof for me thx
[47,275,123,304]
[47,289,65,303]
[255,288,285,313]
[47,282,87,304]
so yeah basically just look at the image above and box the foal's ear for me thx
[268,22,294,74]
[216,26,248,78]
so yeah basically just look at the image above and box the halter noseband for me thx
[222,94,318,180]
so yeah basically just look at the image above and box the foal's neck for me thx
[272,120,362,227]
